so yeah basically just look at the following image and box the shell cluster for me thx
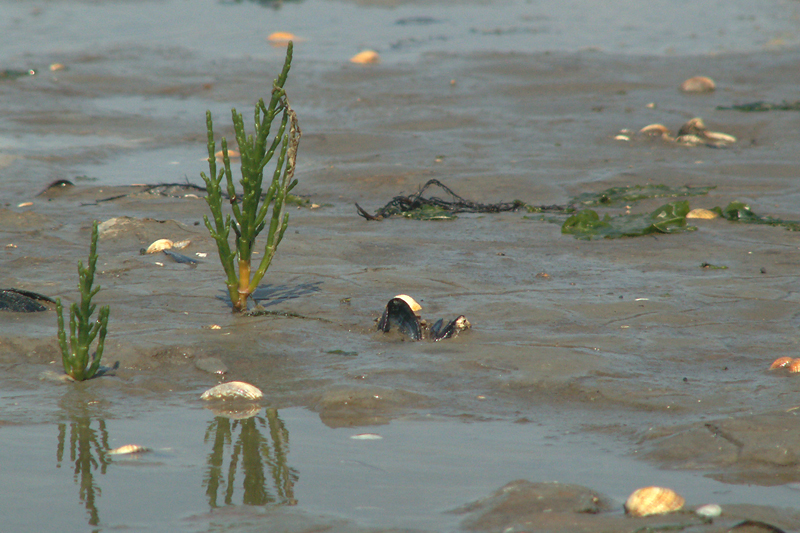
[769,357,800,373]
[624,486,685,517]
[201,381,264,401]
[377,294,471,342]
[616,117,736,148]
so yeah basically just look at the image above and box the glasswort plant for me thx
[201,42,301,313]
[56,220,110,381]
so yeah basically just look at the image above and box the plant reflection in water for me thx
[203,407,298,507]
[56,396,110,528]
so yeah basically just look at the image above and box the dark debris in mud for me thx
[355,179,564,221]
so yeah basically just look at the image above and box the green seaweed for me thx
[717,101,800,112]
[571,185,715,207]
[712,201,800,231]
[56,221,110,381]
[562,201,695,240]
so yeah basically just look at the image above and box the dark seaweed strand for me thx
[357,179,567,220]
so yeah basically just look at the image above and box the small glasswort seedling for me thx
[201,42,301,313]
[56,220,110,381]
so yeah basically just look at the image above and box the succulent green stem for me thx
[201,42,301,313]
[56,220,110,381]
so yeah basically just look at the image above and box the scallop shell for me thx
[200,381,263,401]
[146,239,173,254]
[680,76,716,93]
[394,294,422,314]
[625,486,685,517]
[107,444,150,455]
[686,208,718,220]
[789,359,800,373]
[350,50,380,64]
[770,357,794,370]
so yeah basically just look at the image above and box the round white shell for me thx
[695,504,722,518]
[201,381,263,401]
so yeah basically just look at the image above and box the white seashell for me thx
[107,444,150,455]
[350,433,383,440]
[614,134,631,142]
[350,50,380,64]
[146,239,173,254]
[695,503,722,517]
[680,76,716,93]
[201,381,263,401]
[172,239,191,250]
[625,486,685,517]
[686,208,718,220]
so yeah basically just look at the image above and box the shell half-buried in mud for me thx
[680,76,716,93]
[378,296,422,340]
[201,381,263,401]
[624,486,685,517]
[769,357,794,370]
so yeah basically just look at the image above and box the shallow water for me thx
[3,0,800,531]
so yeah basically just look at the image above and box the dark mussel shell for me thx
[378,297,422,340]
[430,315,471,341]
[0,288,56,313]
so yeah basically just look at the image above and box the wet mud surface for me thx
[3,0,800,531]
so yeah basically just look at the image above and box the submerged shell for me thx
[350,50,380,64]
[201,381,263,401]
[145,239,173,254]
[680,76,716,93]
[107,444,150,455]
[686,208,718,220]
[625,486,685,517]
[770,357,794,370]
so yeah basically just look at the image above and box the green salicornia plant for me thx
[56,220,110,381]
[201,42,301,313]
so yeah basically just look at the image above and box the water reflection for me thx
[55,399,110,528]
[203,407,298,507]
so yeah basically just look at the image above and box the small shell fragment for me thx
[49,63,66,72]
[267,32,298,45]
[146,239,173,254]
[695,503,722,518]
[770,357,794,370]
[107,444,150,455]
[680,76,716,93]
[17,202,33,208]
[625,486,685,517]
[350,50,380,64]
[686,208,718,220]
[214,149,240,160]
[201,381,263,401]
